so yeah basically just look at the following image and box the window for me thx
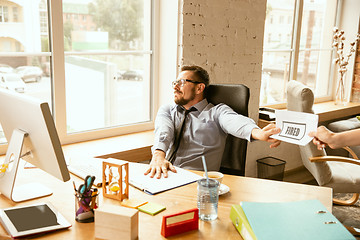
[0,6,9,22]
[260,0,338,105]
[12,7,18,22]
[63,0,152,137]
[0,0,51,147]
[0,0,154,152]
[279,15,284,24]
[39,11,48,35]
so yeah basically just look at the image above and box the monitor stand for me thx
[0,129,52,202]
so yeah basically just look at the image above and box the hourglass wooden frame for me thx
[102,161,129,201]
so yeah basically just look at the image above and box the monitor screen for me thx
[0,88,70,202]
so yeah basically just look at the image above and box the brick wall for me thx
[178,0,267,120]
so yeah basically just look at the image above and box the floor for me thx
[332,193,360,239]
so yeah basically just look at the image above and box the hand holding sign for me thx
[271,110,318,146]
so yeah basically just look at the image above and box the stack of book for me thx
[230,199,355,240]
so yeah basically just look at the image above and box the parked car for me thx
[119,70,143,81]
[41,62,50,77]
[0,64,14,74]
[0,73,26,93]
[116,70,125,80]
[14,66,43,83]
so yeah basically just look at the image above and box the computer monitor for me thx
[0,88,70,202]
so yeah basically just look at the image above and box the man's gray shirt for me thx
[152,98,258,171]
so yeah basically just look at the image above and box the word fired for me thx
[279,121,306,140]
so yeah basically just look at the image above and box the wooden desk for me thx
[0,168,332,239]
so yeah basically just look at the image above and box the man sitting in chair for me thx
[146,65,281,178]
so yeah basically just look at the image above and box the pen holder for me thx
[75,189,99,223]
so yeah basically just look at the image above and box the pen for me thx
[73,181,77,193]
[90,188,98,209]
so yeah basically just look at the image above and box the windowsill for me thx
[62,130,155,159]
[258,101,360,127]
[312,101,360,122]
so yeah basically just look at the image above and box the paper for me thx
[106,159,202,195]
[271,110,318,146]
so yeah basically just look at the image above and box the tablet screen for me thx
[0,203,71,238]
[4,204,59,232]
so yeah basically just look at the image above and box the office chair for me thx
[206,84,250,176]
[286,80,360,206]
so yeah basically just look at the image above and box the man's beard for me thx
[174,87,196,106]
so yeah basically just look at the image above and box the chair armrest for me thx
[96,145,153,163]
[309,155,360,166]
[342,146,359,160]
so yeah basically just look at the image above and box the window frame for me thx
[261,0,340,108]
[50,0,157,145]
[0,0,158,154]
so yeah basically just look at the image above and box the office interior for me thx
[0,0,360,239]
[153,0,360,182]
[0,1,360,185]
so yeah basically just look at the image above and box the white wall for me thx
[179,0,266,121]
[177,0,274,177]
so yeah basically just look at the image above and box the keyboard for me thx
[67,156,105,187]
[67,156,150,187]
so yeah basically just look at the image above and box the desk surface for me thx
[0,167,332,240]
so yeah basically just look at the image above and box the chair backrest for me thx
[286,80,332,185]
[206,84,249,176]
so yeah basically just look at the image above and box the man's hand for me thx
[144,150,177,179]
[251,123,281,148]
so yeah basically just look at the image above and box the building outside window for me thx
[0,0,154,151]
[12,7,18,22]
[260,0,338,105]
[0,6,9,22]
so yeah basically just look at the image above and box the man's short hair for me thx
[181,65,210,87]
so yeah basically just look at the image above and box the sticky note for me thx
[138,202,166,216]
[121,198,148,209]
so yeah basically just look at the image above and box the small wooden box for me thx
[95,204,138,240]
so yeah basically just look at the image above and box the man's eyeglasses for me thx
[172,79,203,88]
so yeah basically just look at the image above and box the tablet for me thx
[0,202,71,238]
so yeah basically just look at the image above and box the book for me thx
[230,199,355,240]
[230,204,256,240]
[106,159,202,195]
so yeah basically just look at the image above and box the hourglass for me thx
[102,161,129,201]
